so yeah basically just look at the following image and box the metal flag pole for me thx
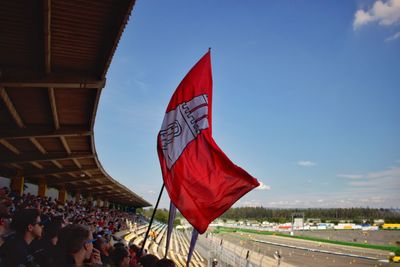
[186,228,199,267]
[140,183,165,256]
[165,201,177,258]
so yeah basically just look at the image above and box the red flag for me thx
[157,51,259,234]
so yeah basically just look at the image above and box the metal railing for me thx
[186,231,293,267]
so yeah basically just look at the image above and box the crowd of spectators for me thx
[0,186,176,267]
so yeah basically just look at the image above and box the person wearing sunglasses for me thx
[56,224,102,266]
[0,208,43,266]
[30,215,64,267]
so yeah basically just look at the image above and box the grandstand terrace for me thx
[0,1,212,266]
[0,0,150,207]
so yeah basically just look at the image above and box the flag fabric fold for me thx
[157,50,260,234]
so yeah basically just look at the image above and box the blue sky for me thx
[94,0,400,209]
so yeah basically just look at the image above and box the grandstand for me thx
[0,0,150,208]
[0,1,293,266]
[123,222,206,267]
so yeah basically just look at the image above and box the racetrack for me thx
[217,231,395,267]
[293,229,400,246]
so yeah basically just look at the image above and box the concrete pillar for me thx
[38,178,47,197]
[97,198,104,207]
[11,176,24,196]
[58,187,67,204]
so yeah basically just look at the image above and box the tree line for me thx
[219,207,400,224]
[138,207,400,224]
[139,208,181,226]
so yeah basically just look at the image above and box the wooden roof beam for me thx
[44,0,51,74]
[89,188,122,194]
[24,166,97,177]
[47,175,105,186]
[31,162,44,169]
[51,160,63,169]
[101,0,135,79]
[90,88,102,129]
[60,136,71,154]
[68,183,114,190]
[0,152,93,164]
[67,172,77,178]
[0,80,105,89]
[9,163,23,170]
[0,88,25,128]
[46,88,71,172]
[0,139,20,154]
[29,137,47,154]
[72,158,82,168]
[48,88,60,129]
[83,170,92,177]
[0,126,92,140]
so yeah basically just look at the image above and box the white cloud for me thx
[297,161,316,167]
[345,167,400,192]
[365,166,400,179]
[235,199,262,207]
[354,10,375,29]
[385,31,400,41]
[353,0,400,30]
[147,190,156,194]
[256,181,271,190]
[261,165,400,208]
[337,174,364,179]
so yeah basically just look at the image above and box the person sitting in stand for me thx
[111,246,131,267]
[0,208,43,266]
[155,258,176,267]
[56,224,102,267]
[94,236,112,265]
[137,254,159,267]
[30,215,63,267]
[128,243,140,267]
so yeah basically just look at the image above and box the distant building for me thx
[374,219,385,226]
[306,218,321,225]
[382,224,400,230]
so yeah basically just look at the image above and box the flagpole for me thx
[140,183,165,256]
[165,201,177,258]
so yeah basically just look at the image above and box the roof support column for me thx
[11,176,24,196]
[96,197,104,207]
[58,187,67,204]
[38,178,47,197]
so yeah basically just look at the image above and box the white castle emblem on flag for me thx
[160,94,209,169]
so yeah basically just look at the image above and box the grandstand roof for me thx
[0,0,151,207]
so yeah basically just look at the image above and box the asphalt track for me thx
[294,230,400,247]
[218,232,395,267]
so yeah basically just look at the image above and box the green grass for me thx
[213,226,400,256]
